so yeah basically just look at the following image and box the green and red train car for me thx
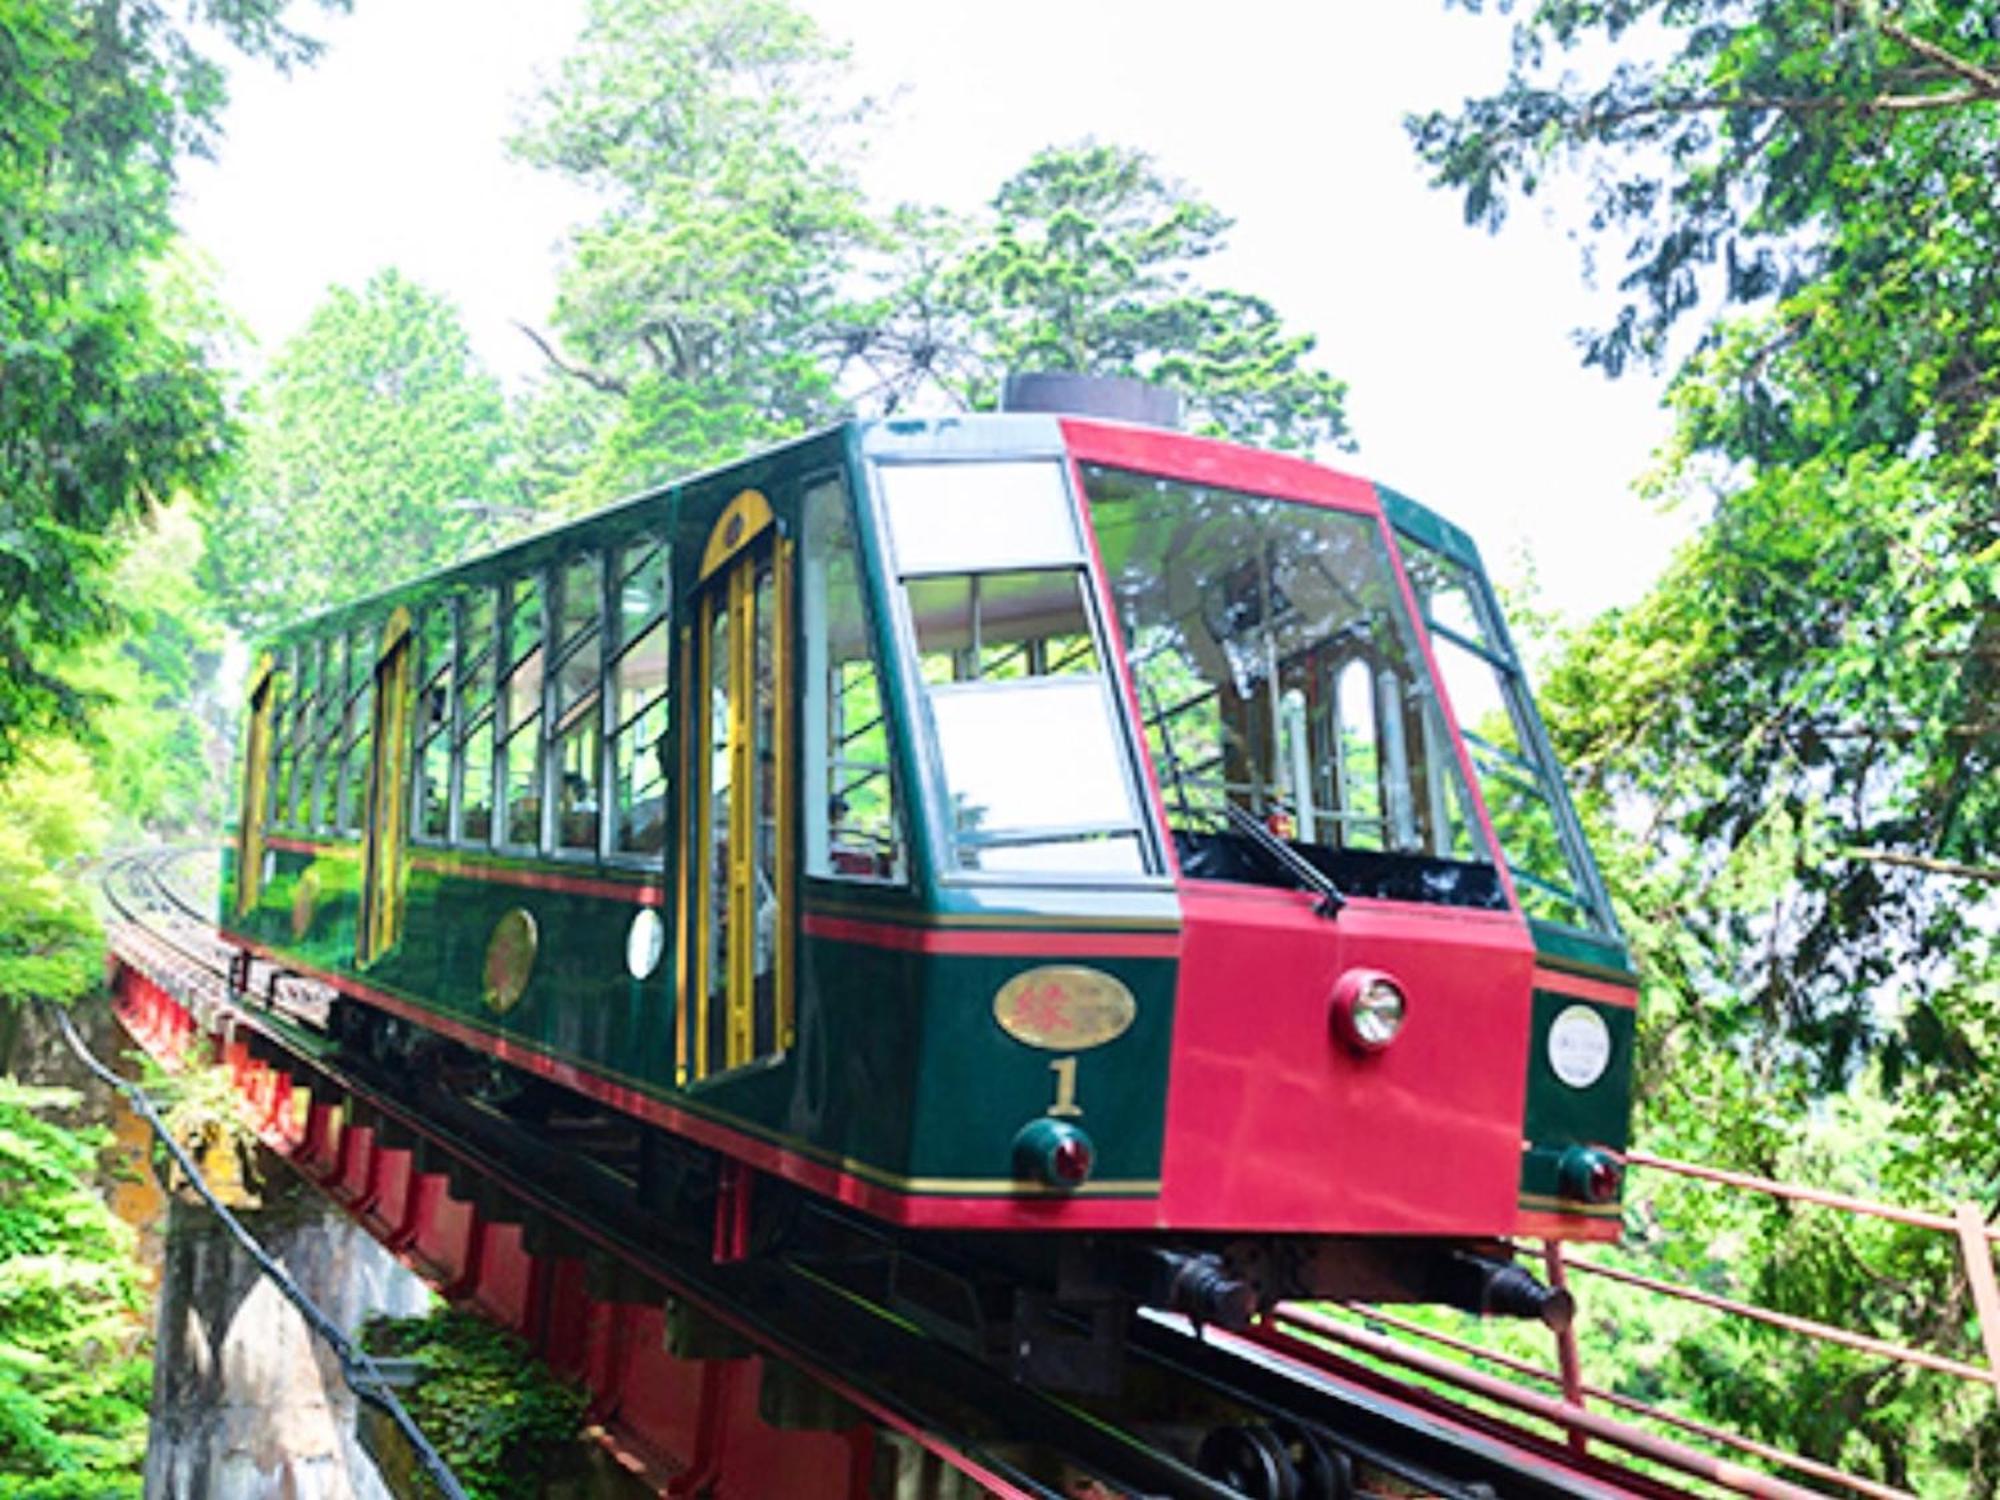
[220,390,1635,1341]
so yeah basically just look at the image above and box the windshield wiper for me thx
[1223,803,1345,918]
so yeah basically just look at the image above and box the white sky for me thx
[176,0,1690,623]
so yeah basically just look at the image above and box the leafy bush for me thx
[0,1081,151,1497]
[360,1307,588,1500]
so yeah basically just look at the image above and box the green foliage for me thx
[0,747,109,1011]
[203,269,518,634]
[361,1307,588,1500]
[510,0,879,507]
[948,142,1352,453]
[0,0,347,769]
[1420,0,2000,1111]
[0,1080,150,1497]
[511,3,1352,505]
[1409,3,2000,376]
[1420,9,2000,1478]
[68,505,228,838]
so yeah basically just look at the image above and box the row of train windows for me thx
[260,537,672,860]
[257,480,906,879]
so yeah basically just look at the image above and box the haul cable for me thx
[45,999,473,1500]
[97,857,1069,1500]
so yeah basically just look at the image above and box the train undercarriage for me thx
[328,992,1573,1399]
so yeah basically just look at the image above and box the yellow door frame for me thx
[235,656,278,917]
[360,608,415,965]
[682,491,793,1084]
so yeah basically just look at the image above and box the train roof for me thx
[253,412,1486,648]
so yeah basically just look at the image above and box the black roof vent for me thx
[1000,371,1182,430]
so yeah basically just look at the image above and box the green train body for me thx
[220,408,1635,1309]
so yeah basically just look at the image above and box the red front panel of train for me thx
[1160,886,1535,1232]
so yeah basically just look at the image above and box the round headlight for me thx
[1332,969,1408,1054]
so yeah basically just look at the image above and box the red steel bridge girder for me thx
[108,958,890,1500]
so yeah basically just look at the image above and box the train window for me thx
[878,462,1145,878]
[414,602,455,843]
[457,586,498,844]
[554,554,604,853]
[619,541,668,642]
[878,462,1081,574]
[308,650,332,829]
[329,633,345,696]
[337,674,373,836]
[286,642,315,831]
[266,663,291,836]
[802,479,902,880]
[316,636,350,832]
[908,571,1101,683]
[501,575,546,849]
[906,574,1144,876]
[1400,541,1610,932]
[350,622,371,693]
[611,540,671,857]
[1082,465,1501,909]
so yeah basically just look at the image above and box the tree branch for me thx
[1843,847,2000,884]
[1876,19,2000,101]
[513,322,628,397]
[1579,86,1984,133]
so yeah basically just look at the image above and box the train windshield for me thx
[1395,532,1618,934]
[877,461,1154,877]
[1081,465,1505,910]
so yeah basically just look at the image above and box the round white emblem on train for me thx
[627,908,666,980]
[1547,1004,1612,1089]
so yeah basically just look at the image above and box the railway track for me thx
[99,846,1694,1500]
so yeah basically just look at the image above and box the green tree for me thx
[949,142,1352,453]
[0,0,346,769]
[69,506,228,839]
[1413,0,1999,1094]
[512,6,1351,493]
[204,269,518,633]
[1417,4,2000,1481]
[510,0,882,506]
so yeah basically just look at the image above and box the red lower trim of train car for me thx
[1530,967,1638,1008]
[235,938,1166,1231]
[265,835,664,905]
[405,853,665,906]
[1514,1209,1621,1243]
[798,912,1178,959]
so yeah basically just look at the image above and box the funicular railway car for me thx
[221,381,1635,1372]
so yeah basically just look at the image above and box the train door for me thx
[359,609,415,965]
[234,657,278,917]
[681,490,794,1084]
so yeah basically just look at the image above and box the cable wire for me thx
[46,1001,472,1500]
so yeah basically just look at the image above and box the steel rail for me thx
[1321,1303,1918,1500]
[100,848,1689,1500]
[93,857,1164,1500]
[1266,1308,1841,1500]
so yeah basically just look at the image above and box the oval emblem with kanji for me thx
[483,908,539,1015]
[992,966,1136,1051]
